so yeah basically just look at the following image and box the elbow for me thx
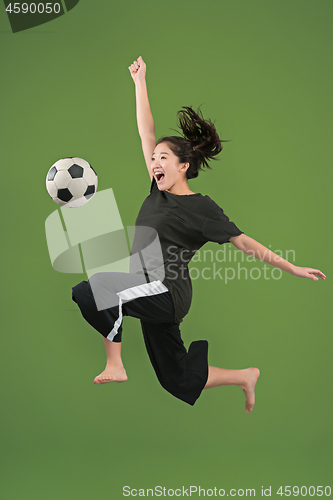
[229,233,248,252]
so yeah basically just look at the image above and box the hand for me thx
[291,266,326,281]
[128,56,146,84]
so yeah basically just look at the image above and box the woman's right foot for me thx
[94,365,128,384]
[240,367,260,413]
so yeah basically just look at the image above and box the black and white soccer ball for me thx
[46,157,98,208]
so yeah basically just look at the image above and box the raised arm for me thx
[229,233,326,281]
[128,56,156,181]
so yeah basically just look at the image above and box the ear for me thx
[180,162,190,173]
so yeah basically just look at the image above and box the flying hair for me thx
[157,105,229,179]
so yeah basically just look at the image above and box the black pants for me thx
[72,272,208,405]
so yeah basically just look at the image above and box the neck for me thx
[165,179,195,196]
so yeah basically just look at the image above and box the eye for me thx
[161,156,166,159]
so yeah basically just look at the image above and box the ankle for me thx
[237,369,251,390]
[106,360,125,368]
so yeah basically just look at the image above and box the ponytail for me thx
[157,106,228,179]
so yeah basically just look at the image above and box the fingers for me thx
[309,269,326,280]
[128,62,138,72]
[128,57,140,71]
[128,56,145,73]
[312,269,326,280]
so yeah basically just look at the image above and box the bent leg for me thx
[140,319,208,406]
[72,279,126,384]
[72,279,123,340]
[72,274,169,385]
[204,366,260,413]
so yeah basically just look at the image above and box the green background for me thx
[1,1,332,498]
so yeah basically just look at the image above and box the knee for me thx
[72,281,96,310]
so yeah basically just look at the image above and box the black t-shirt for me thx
[131,177,244,323]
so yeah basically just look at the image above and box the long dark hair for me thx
[157,106,228,179]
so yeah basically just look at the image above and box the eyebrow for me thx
[152,152,169,155]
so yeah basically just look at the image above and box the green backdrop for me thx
[1,1,332,498]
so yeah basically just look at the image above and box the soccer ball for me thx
[46,157,98,208]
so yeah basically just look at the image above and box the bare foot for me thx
[94,365,128,384]
[240,367,260,413]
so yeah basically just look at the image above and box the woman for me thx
[72,56,326,413]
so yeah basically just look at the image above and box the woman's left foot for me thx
[241,368,260,413]
[94,365,128,384]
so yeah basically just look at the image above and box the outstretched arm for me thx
[128,56,156,180]
[229,233,326,281]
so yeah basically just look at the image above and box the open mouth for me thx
[155,173,165,182]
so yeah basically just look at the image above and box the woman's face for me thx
[151,143,188,192]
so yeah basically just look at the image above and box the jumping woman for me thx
[72,56,326,413]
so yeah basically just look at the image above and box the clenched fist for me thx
[128,56,146,84]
